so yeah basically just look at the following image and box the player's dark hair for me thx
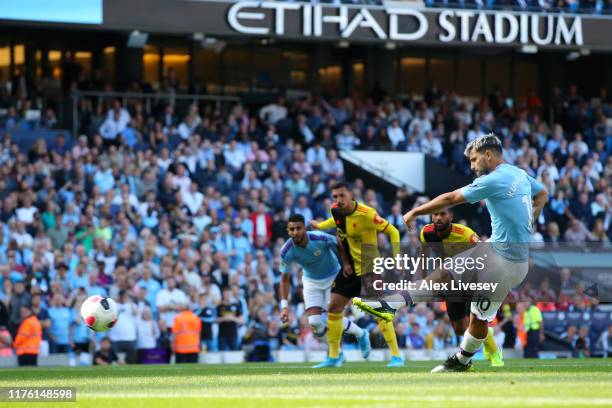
[288,214,305,224]
[464,134,502,157]
[330,181,350,191]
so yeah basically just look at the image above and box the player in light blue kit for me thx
[406,134,549,372]
[279,214,371,368]
[354,134,548,372]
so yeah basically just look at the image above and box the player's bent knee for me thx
[308,314,326,338]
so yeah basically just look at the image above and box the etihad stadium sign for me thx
[25,0,607,51]
[227,2,583,46]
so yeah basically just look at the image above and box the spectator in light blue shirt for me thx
[93,161,115,194]
[68,263,89,292]
[214,223,234,254]
[61,202,80,226]
[550,190,569,217]
[121,120,140,148]
[70,303,92,350]
[230,227,252,269]
[137,266,161,314]
[48,294,72,353]
[87,272,108,297]
[284,171,309,199]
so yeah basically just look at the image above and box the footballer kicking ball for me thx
[81,295,118,332]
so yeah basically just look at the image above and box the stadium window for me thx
[400,58,426,95]
[254,48,283,91]
[223,49,252,94]
[429,59,453,92]
[318,65,342,95]
[353,62,364,97]
[35,50,42,80]
[515,61,538,100]
[283,51,310,89]
[75,51,92,81]
[103,46,115,85]
[485,61,511,98]
[193,49,220,93]
[290,70,306,88]
[48,50,62,79]
[12,45,25,80]
[162,47,190,91]
[457,59,482,98]
[143,45,160,87]
[0,46,9,82]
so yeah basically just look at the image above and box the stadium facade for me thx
[1,0,612,106]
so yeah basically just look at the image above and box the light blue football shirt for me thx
[461,163,544,262]
[279,231,341,280]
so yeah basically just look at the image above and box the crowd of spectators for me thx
[0,61,611,363]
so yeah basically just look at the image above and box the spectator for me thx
[13,305,42,366]
[321,149,344,179]
[48,294,71,353]
[195,292,217,352]
[70,298,92,366]
[217,288,243,351]
[568,133,589,160]
[94,337,119,366]
[574,326,591,358]
[293,196,313,225]
[156,277,188,327]
[387,119,406,148]
[8,280,30,335]
[425,322,454,350]
[595,324,612,357]
[136,307,160,363]
[407,322,425,349]
[335,124,360,151]
[259,96,287,126]
[109,290,138,364]
[0,324,12,357]
[564,218,595,243]
[172,303,201,363]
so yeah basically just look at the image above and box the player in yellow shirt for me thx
[419,208,503,367]
[311,181,404,367]
[354,207,504,367]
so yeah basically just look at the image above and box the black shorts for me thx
[331,271,362,299]
[446,301,470,322]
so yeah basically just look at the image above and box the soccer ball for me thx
[80,295,118,332]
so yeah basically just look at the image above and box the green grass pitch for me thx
[0,359,611,407]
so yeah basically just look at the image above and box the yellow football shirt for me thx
[419,222,479,258]
[318,202,393,276]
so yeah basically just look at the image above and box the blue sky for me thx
[0,0,102,24]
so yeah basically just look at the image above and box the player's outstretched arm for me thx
[313,216,336,231]
[403,189,466,230]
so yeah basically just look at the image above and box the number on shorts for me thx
[476,295,491,312]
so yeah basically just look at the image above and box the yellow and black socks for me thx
[327,312,344,358]
[378,319,401,357]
